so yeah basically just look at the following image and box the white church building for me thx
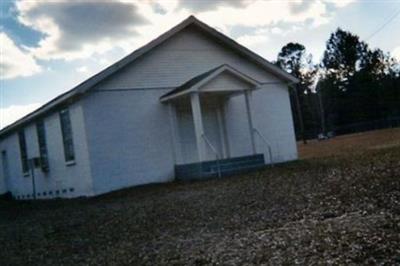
[0,16,299,199]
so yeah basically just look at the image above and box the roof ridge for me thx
[0,15,297,138]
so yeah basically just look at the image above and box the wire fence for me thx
[334,117,400,136]
[300,116,400,140]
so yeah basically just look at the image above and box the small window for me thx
[36,120,49,172]
[59,108,75,162]
[18,130,29,174]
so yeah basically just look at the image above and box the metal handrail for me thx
[201,134,222,177]
[253,128,274,166]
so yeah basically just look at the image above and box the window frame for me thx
[59,108,75,163]
[18,130,29,175]
[36,120,49,172]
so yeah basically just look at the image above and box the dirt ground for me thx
[298,127,400,159]
[1,129,400,265]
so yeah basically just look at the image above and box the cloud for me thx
[10,0,354,62]
[188,0,332,34]
[16,0,149,60]
[392,47,400,61]
[76,66,88,73]
[177,0,251,12]
[236,33,269,47]
[151,2,168,15]
[289,0,315,14]
[270,27,285,35]
[0,32,41,79]
[325,0,356,8]
[0,103,41,129]
[176,0,353,28]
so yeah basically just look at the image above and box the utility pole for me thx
[29,159,37,200]
[317,83,326,135]
[291,83,307,144]
[28,157,41,200]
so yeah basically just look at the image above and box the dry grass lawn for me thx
[298,128,400,159]
[1,128,400,265]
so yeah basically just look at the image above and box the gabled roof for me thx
[0,15,298,138]
[160,64,260,102]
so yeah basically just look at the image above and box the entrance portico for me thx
[161,64,270,179]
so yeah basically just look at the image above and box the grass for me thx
[1,128,400,265]
[298,127,400,159]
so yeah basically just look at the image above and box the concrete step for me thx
[206,159,265,169]
[175,154,265,181]
[176,156,263,175]
[207,159,264,172]
[205,164,266,177]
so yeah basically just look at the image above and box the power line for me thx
[365,8,400,41]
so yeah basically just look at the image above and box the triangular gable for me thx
[160,64,260,102]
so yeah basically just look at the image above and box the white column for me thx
[222,101,231,158]
[244,90,256,154]
[216,103,229,159]
[168,103,182,164]
[190,93,206,161]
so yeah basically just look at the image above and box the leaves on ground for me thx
[1,145,400,265]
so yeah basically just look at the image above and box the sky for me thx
[1,0,400,129]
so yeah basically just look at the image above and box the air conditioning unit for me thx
[28,157,41,168]
[28,157,49,172]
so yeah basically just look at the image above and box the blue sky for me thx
[1,0,400,128]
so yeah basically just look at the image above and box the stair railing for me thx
[201,134,222,177]
[253,128,274,166]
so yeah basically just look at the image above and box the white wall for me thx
[90,26,281,91]
[175,97,224,164]
[175,102,197,164]
[0,134,26,196]
[223,84,297,164]
[201,72,253,92]
[80,25,297,195]
[0,24,297,199]
[0,151,8,195]
[82,89,176,195]
[201,99,224,160]
[0,177,6,195]
[0,102,94,199]
[224,94,254,158]
[252,84,298,163]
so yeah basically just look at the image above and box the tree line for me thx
[275,28,400,140]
